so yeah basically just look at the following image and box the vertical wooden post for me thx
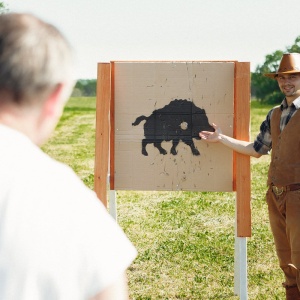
[94,63,111,207]
[109,62,115,190]
[234,62,251,237]
[233,62,251,299]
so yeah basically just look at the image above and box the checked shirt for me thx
[253,96,300,155]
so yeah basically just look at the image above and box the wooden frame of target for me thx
[95,60,250,235]
[94,61,251,298]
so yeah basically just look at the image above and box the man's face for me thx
[276,73,300,100]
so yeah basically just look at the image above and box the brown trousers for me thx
[266,188,300,289]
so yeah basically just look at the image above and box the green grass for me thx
[43,98,285,299]
[42,97,96,188]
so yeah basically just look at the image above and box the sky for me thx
[7,0,300,79]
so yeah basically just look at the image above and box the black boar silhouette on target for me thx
[132,99,214,156]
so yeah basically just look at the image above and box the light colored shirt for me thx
[0,124,137,300]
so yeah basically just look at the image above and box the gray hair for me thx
[0,13,74,103]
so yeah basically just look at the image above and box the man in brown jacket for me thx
[200,52,300,300]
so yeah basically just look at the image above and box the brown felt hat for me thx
[264,53,300,79]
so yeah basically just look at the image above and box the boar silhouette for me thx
[132,99,214,156]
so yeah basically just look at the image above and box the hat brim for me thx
[264,70,300,79]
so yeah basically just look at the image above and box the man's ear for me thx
[43,83,66,117]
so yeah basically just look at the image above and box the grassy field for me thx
[43,98,284,299]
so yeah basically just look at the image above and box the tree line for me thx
[74,36,300,103]
[74,35,300,103]
[0,1,6,13]
[1,2,298,104]
[71,79,96,97]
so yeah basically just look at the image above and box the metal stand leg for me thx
[109,190,117,222]
[234,236,248,299]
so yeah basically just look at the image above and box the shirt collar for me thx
[280,96,300,110]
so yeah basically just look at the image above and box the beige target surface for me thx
[112,62,234,192]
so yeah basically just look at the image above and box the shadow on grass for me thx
[63,107,95,113]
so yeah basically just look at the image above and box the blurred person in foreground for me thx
[200,52,300,300]
[0,13,136,300]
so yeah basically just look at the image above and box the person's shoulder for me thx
[0,129,97,207]
[265,105,281,121]
[269,105,281,118]
[268,105,281,113]
[28,149,98,206]
[272,105,281,111]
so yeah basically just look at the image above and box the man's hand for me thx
[200,123,262,158]
[199,123,221,143]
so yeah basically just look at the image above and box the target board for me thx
[95,61,251,296]
[112,62,234,191]
[95,60,251,236]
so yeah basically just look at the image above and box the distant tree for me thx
[71,79,96,97]
[0,2,7,14]
[251,36,300,104]
[287,36,300,53]
[251,50,283,104]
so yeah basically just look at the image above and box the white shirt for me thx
[0,125,137,299]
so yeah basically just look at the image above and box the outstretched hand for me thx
[199,123,222,143]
